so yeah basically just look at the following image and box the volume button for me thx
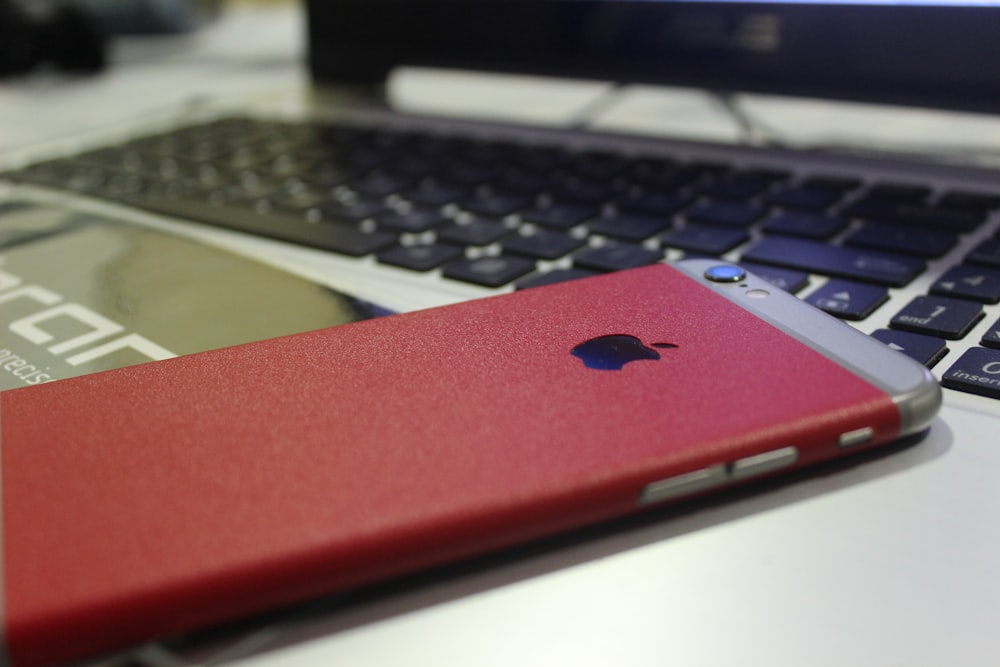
[638,465,727,506]
[730,446,799,480]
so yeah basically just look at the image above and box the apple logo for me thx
[571,335,677,371]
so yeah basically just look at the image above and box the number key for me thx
[889,295,984,339]
[941,348,1000,399]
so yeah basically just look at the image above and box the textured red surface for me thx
[0,264,899,665]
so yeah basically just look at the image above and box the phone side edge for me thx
[673,259,942,439]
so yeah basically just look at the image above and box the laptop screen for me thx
[307,0,1000,113]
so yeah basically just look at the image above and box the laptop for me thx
[3,1,1000,665]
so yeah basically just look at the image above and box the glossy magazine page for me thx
[0,202,388,390]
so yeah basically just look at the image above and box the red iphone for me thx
[0,260,940,666]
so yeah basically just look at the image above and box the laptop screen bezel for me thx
[306,1,1000,113]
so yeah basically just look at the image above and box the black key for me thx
[981,317,1000,350]
[697,174,769,200]
[967,238,1000,268]
[574,243,663,272]
[589,212,673,242]
[686,200,766,227]
[404,179,472,206]
[437,219,515,246]
[269,182,330,212]
[460,191,533,217]
[741,237,925,287]
[629,163,702,189]
[461,140,520,163]
[938,190,1000,213]
[661,225,749,255]
[549,177,624,205]
[303,160,360,187]
[843,199,982,232]
[868,183,932,203]
[762,211,847,239]
[393,153,442,177]
[503,229,585,260]
[137,198,396,257]
[765,186,844,211]
[376,209,449,233]
[806,280,889,320]
[931,265,1000,304]
[800,176,862,192]
[616,192,692,217]
[513,146,566,170]
[744,168,792,183]
[349,170,414,196]
[495,166,554,193]
[738,263,810,294]
[443,255,536,287]
[941,348,1000,399]
[843,222,957,258]
[377,243,464,271]
[870,329,949,369]
[889,295,984,339]
[515,268,600,290]
[840,197,904,222]
[887,205,985,233]
[319,198,388,222]
[569,151,629,179]
[521,204,597,229]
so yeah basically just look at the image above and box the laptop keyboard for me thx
[5,116,1000,401]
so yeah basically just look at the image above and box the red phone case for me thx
[0,264,899,666]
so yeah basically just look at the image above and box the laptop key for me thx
[938,190,1000,213]
[930,265,1000,304]
[844,199,983,232]
[460,191,534,217]
[503,229,586,260]
[521,204,598,229]
[870,329,949,368]
[889,295,984,339]
[443,255,537,287]
[404,178,472,206]
[738,263,810,294]
[573,243,664,272]
[762,211,847,239]
[615,192,694,218]
[805,280,889,320]
[549,177,625,205]
[437,219,515,246]
[981,318,1000,349]
[589,212,674,242]
[515,268,600,290]
[843,221,958,258]
[800,176,862,192]
[661,225,750,255]
[686,200,767,227]
[320,198,390,222]
[137,198,396,256]
[377,243,464,271]
[696,174,770,200]
[966,238,1000,268]
[376,209,450,233]
[889,205,986,233]
[941,348,1000,399]
[766,186,844,211]
[868,183,932,203]
[741,237,926,287]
